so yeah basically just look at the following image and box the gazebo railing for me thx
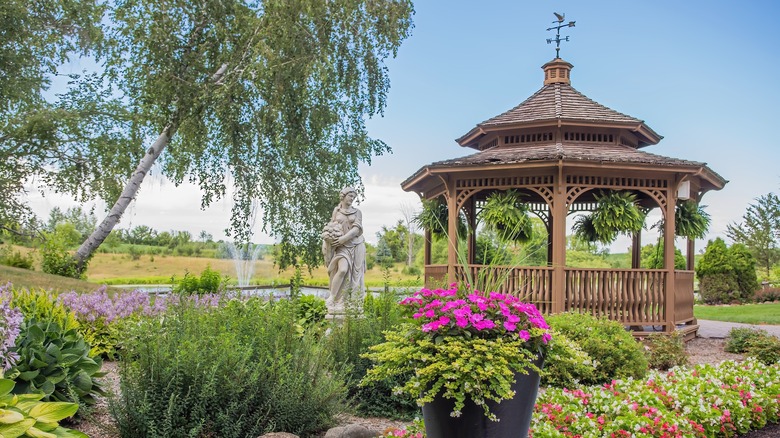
[564,268,666,325]
[673,270,695,324]
[423,265,693,329]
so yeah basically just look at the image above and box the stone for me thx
[323,424,378,438]
[258,433,299,438]
[322,186,367,315]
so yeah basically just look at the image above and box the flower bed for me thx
[385,358,780,437]
[531,358,779,437]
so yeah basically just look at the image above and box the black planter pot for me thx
[421,356,543,438]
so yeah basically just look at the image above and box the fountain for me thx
[223,242,264,287]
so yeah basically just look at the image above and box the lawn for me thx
[0,265,120,293]
[694,302,780,325]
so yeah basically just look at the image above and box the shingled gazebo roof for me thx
[403,58,726,193]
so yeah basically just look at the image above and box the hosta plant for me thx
[7,318,105,411]
[0,375,87,438]
[362,284,552,420]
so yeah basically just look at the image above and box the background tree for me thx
[726,193,780,277]
[0,0,104,232]
[640,242,685,270]
[696,238,758,304]
[399,202,419,266]
[67,0,414,273]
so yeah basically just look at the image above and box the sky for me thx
[27,0,780,251]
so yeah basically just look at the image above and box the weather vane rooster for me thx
[546,12,576,58]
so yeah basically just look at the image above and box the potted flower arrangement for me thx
[362,284,552,438]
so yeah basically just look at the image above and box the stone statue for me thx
[321,187,366,314]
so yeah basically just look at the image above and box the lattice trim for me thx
[637,189,667,215]
[565,175,668,190]
[456,175,554,190]
[456,189,480,211]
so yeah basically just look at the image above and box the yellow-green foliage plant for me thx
[0,375,87,438]
[1,287,78,331]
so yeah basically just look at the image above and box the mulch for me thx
[739,422,780,437]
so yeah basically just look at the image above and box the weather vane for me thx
[546,12,576,58]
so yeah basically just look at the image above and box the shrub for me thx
[172,265,224,295]
[546,312,648,385]
[296,294,327,327]
[744,334,780,365]
[699,273,741,304]
[725,327,766,353]
[726,327,780,365]
[0,246,34,270]
[644,331,688,370]
[111,297,346,437]
[324,290,418,420]
[7,317,105,412]
[40,230,82,279]
[0,376,85,438]
[58,288,165,359]
[541,329,596,388]
[696,238,758,304]
[753,287,780,303]
[1,287,78,334]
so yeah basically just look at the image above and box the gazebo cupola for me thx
[402,50,726,338]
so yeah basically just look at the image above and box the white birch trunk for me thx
[73,64,228,273]
[74,124,176,272]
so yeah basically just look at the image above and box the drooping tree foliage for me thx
[0,0,104,232]
[4,0,415,272]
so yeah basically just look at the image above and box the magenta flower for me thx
[518,330,530,341]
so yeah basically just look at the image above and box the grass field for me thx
[0,265,119,293]
[1,244,423,288]
[694,302,780,325]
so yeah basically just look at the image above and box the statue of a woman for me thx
[321,187,366,314]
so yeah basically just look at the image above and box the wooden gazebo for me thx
[402,58,726,337]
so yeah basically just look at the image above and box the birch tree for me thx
[69,0,414,272]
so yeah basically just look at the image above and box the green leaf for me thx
[72,372,92,393]
[45,344,62,362]
[27,402,78,423]
[16,371,40,382]
[27,325,45,344]
[23,425,57,438]
[76,358,100,375]
[33,421,58,432]
[0,380,15,397]
[0,418,35,438]
[0,409,24,424]
[38,381,55,397]
[49,427,89,438]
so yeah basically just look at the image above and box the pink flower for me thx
[474,319,495,330]
[503,321,517,331]
[456,317,469,328]
[518,330,530,341]
[542,333,552,344]
[424,309,436,318]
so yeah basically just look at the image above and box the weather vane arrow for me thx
[546,12,575,58]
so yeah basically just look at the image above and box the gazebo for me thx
[401,58,726,337]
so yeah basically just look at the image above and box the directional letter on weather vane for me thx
[546,12,576,58]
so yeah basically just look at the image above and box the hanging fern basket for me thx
[675,200,711,239]
[573,190,644,244]
[479,190,534,243]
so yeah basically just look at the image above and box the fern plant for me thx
[479,190,534,243]
[414,198,467,238]
[575,190,644,244]
[675,200,710,239]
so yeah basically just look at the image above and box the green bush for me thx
[40,230,82,279]
[541,329,596,388]
[725,327,766,353]
[726,327,780,365]
[172,265,224,294]
[296,294,327,327]
[698,273,741,304]
[696,238,758,304]
[3,288,78,331]
[0,246,34,270]
[7,317,105,412]
[644,332,688,370]
[111,297,346,438]
[324,290,418,420]
[546,312,648,385]
[745,334,780,365]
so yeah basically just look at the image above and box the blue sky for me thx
[29,1,780,250]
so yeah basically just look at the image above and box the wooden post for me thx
[447,182,458,285]
[468,196,476,265]
[551,171,567,314]
[686,238,695,271]
[664,184,677,332]
[631,231,642,269]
